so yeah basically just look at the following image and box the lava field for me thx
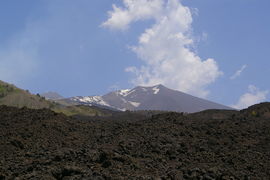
[0,104,269,179]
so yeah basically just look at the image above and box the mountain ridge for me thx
[41,92,64,100]
[63,84,233,113]
[0,80,114,117]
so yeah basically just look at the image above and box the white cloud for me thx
[230,64,247,80]
[232,85,268,109]
[103,0,222,97]
[102,0,164,30]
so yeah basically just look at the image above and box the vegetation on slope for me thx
[0,80,113,117]
[53,105,113,117]
[0,80,52,109]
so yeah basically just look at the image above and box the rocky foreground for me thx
[0,104,269,179]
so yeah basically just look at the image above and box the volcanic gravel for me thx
[0,104,269,179]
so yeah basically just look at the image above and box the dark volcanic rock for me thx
[0,104,270,179]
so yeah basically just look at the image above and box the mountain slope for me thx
[41,92,64,100]
[66,84,233,113]
[0,80,114,117]
[0,80,52,109]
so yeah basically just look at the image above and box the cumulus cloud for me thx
[102,0,164,30]
[230,64,247,80]
[232,85,268,109]
[103,0,222,97]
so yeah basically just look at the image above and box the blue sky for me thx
[0,0,269,109]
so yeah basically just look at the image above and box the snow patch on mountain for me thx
[72,96,110,107]
[117,89,131,96]
[127,89,136,96]
[141,88,147,92]
[120,97,128,103]
[129,101,140,107]
[152,86,160,94]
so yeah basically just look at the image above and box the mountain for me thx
[64,84,233,113]
[0,80,52,109]
[41,92,64,100]
[0,80,114,117]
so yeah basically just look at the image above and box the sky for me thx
[0,0,269,109]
